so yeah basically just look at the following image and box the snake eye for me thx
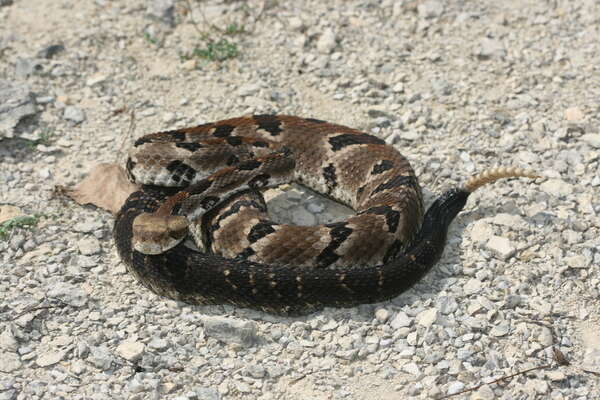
[201,196,220,209]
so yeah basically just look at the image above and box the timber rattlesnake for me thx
[113,115,537,315]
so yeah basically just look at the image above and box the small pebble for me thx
[418,1,444,19]
[416,308,437,327]
[63,106,86,123]
[485,236,516,260]
[540,179,573,197]
[36,350,65,367]
[446,381,465,395]
[116,341,145,362]
[77,237,101,255]
[473,385,495,400]
[202,317,259,347]
[375,308,390,323]
[390,312,411,329]
[317,29,336,54]
[0,353,22,373]
[564,107,584,122]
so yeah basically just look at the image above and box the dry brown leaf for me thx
[0,205,25,224]
[60,163,139,214]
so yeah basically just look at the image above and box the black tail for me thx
[403,188,471,268]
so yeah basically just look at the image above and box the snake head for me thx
[132,213,189,255]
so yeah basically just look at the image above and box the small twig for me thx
[250,0,268,27]
[581,369,600,377]
[439,346,572,399]
[183,0,207,38]
[112,106,128,116]
[5,305,57,321]
[3,299,69,322]
[438,363,553,399]
[127,109,136,139]
[289,374,306,384]
[521,318,555,331]
[184,0,262,38]
[117,109,136,165]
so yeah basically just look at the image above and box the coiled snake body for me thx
[114,115,536,315]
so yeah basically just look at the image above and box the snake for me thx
[113,115,537,315]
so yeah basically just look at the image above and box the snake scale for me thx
[113,115,536,315]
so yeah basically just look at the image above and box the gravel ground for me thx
[1,0,599,399]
